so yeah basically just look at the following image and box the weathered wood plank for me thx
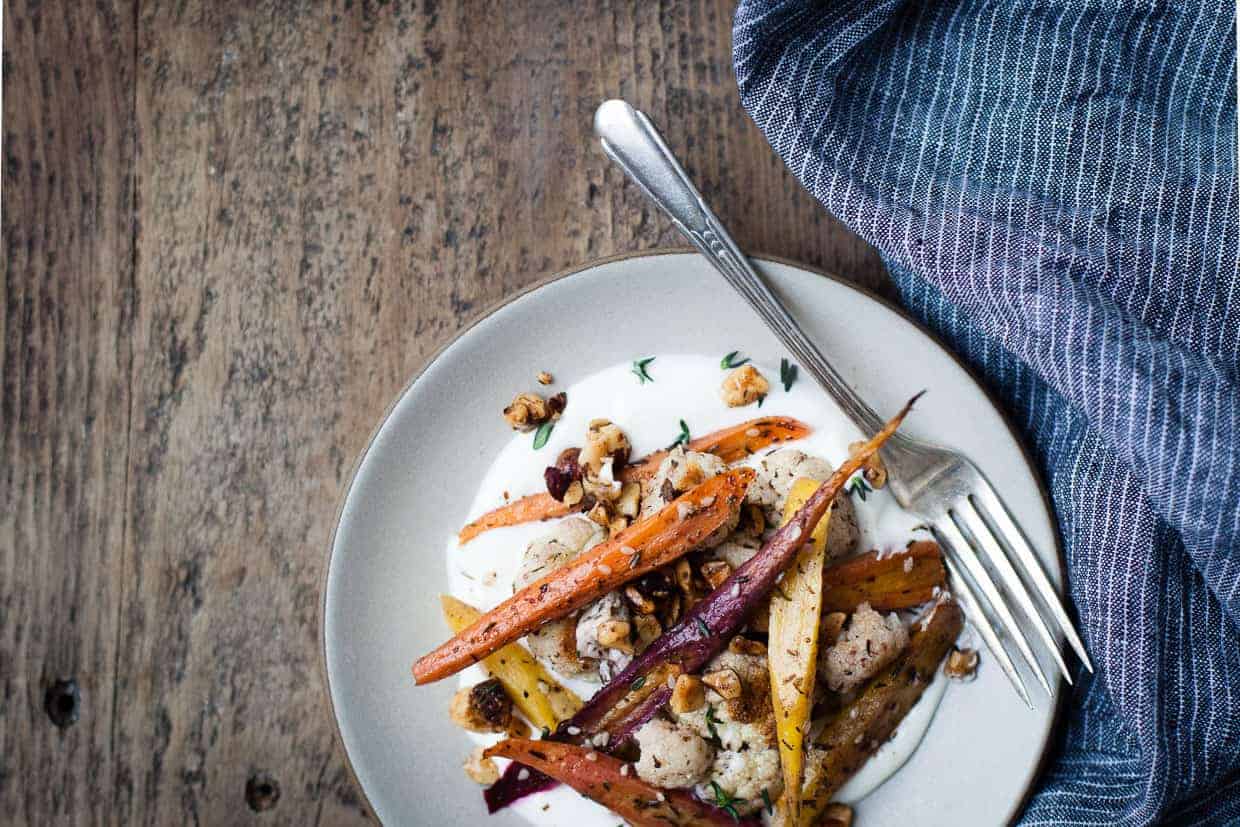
[6,0,887,823]
[0,0,137,824]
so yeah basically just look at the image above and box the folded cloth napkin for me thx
[733,1,1239,824]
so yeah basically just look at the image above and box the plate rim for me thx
[319,248,1069,824]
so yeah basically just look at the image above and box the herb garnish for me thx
[761,788,773,815]
[667,419,691,450]
[541,726,551,738]
[756,394,765,408]
[780,358,798,392]
[631,357,656,384]
[630,675,646,692]
[705,705,721,741]
[720,351,750,369]
[709,780,745,822]
[848,476,872,501]
[532,420,554,450]
[695,617,711,637]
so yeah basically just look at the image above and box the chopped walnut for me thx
[670,674,706,714]
[563,479,585,507]
[702,667,743,700]
[586,500,612,527]
[502,392,551,431]
[597,619,633,652]
[624,585,657,615]
[944,647,979,679]
[579,419,631,475]
[744,503,766,535]
[463,746,500,785]
[820,611,847,645]
[537,371,554,385]
[848,439,888,488]
[615,482,642,518]
[674,559,694,596]
[449,680,519,734]
[700,559,732,590]
[720,365,770,407]
[822,802,854,827]
[608,515,630,538]
[633,614,662,651]
[728,636,767,657]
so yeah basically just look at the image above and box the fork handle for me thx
[593,99,886,436]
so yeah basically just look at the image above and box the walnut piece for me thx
[449,680,516,733]
[537,371,554,385]
[720,365,770,408]
[633,614,662,651]
[615,481,642,518]
[728,636,767,657]
[463,747,500,785]
[579,419,632,475]
[820,611,847,645]
[596,619,632,651]
[944,647,979,679]
[624,585,657,615]
[702,667,743,700]
[670,674,706,714]
[700,559,732,590]
[502,391,565,431]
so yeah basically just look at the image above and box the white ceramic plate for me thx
[323,252,1063,826]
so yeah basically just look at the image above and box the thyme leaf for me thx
[720,350,751,369]
[709,780,745,822]
[532,420,554,450]
[666,419,691,450]
[848,476,872,501]
[631,357,656,384]
[780,358,798,392]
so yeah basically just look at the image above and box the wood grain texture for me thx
[2,0,888,823]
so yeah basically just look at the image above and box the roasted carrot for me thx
[484,739,759,826]
[458,493,573,544]
[768,477,831,826]
[799,598,963,826]
[620,415,812,483]
[821,540,946,613]
[439,595,581,729]
[413,468,755,684]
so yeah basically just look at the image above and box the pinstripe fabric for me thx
[733,1,1239,824]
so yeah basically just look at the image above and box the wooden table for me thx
[1,1,886,822]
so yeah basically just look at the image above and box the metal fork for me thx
[594,99,1092,706]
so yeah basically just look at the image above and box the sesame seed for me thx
[566,725,581,735]
[585,752,598,762]
[518,769,530,781]
[620,764,630,776]
[598,563,613,575]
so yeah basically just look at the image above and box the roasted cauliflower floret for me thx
[701,748,783,815]
[633,718,715,789]
[748,449,860,557]
[674,649,776,752]
[574,591,633,681]
[720,365,769,407]
[515,517,606,680]
[819,602,909,693]
[640,448,737,547]
[707,533,761,570]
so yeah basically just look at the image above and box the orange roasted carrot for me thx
[483,739,759,826]
[458,493,572,544]
[414,468,755,684]
[821,540,946,613]
[621,416,811,483]
[457,417,809,544]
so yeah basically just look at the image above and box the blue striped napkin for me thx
[733,1,1239,823]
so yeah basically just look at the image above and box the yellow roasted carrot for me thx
[768,477,831,826]
[439,595,581,729]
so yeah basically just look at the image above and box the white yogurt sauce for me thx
[444,355,953,825]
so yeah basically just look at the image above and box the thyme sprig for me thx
[780,358,798,392]
[720,351,751,369]
[631,357,656,384]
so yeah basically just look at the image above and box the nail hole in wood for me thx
[45,679,80,728]
[246,773,280,812]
